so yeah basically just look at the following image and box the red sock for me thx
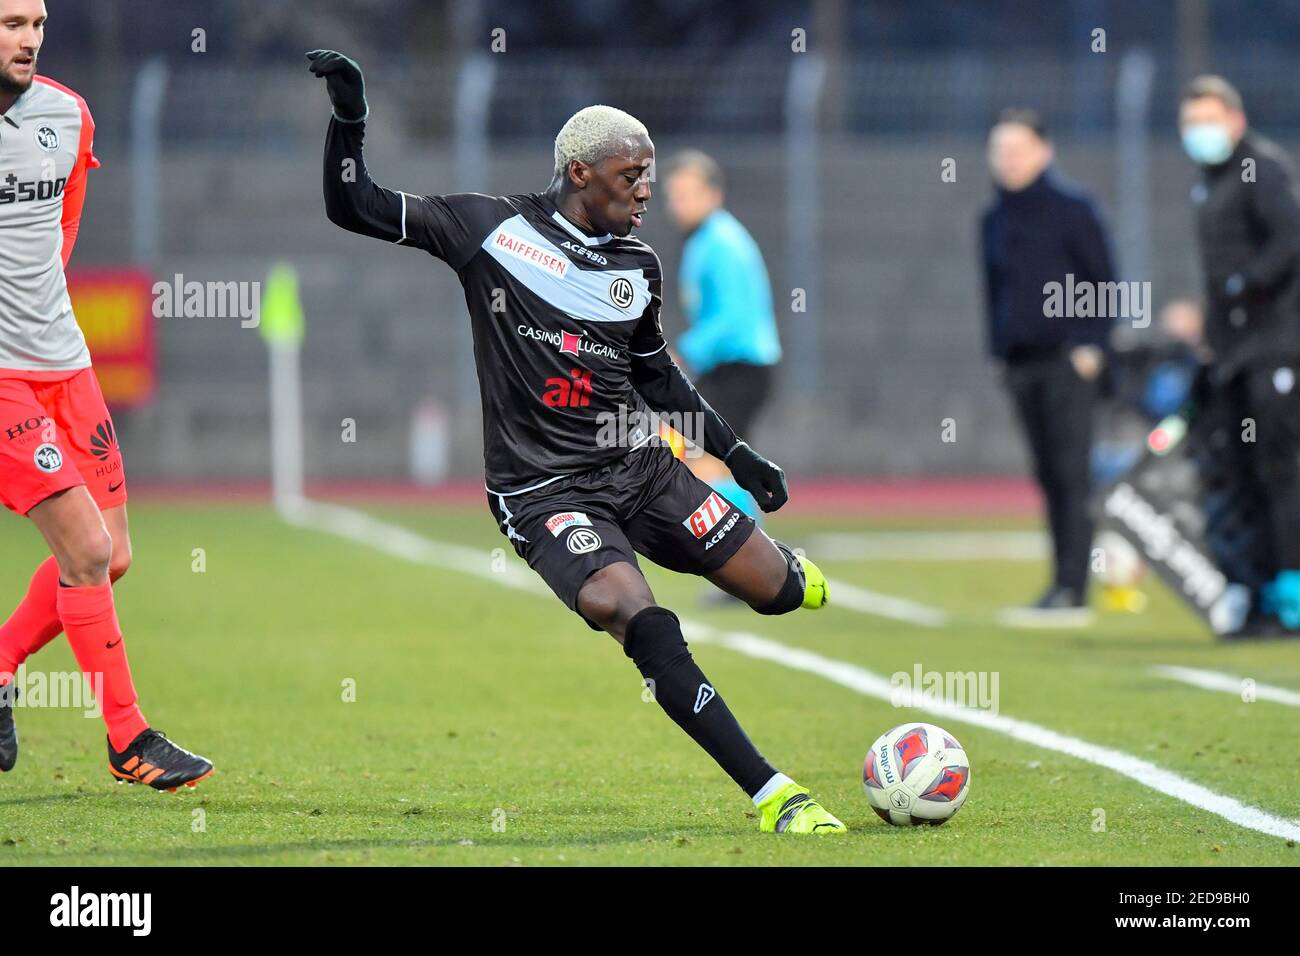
[56,582,148,751]
[0,557,64,680]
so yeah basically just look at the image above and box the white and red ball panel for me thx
[863,722,970,826]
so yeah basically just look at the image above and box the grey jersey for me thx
[0,75,98,372]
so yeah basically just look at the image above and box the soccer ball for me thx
[863,722,970,826]
[1092,530,1147,587]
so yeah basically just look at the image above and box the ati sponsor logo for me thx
[542,368,594,408]
[89,419,117,460]
[545,511,592,536]
[683,491,731,539]
[5,415,50,441]
[0,173,68,205]
[516,325,622,361]
[493,230,569,277]
[559,240,607,266]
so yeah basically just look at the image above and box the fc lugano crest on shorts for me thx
[487,441,756,629]
[0,368,127,515]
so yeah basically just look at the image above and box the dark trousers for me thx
[1221,365,1300,572]
[695,362,776,441]
[1005,354,1097,595]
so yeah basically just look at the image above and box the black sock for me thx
[755,542,806,615]
[623,606,776,797]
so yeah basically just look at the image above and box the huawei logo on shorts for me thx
[89,420,117,461]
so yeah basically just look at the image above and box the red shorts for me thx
[0,368,128,516]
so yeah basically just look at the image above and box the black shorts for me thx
[487,441,757,628]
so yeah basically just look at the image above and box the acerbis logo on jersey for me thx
[566,527,601,554]
[491,228,570,278]
[683,491,731,539]
[33,443,63,474]
[545,511,592,536]
[35,126,60,152]
[693,683,715,714]
[608,277,634,310]
[559,240,607,266]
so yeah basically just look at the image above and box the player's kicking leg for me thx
[577,560,845,834]
[707,526,830,612]
[25,488,213,791]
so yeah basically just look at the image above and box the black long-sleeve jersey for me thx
[323,116,741,495]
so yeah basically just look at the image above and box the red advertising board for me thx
[66,269,157,409]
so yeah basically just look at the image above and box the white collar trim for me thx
[551,210,613,246]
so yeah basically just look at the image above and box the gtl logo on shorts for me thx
[683,491,730,539]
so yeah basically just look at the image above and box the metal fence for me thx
[57,46,1300,481]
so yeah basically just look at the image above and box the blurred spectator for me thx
[1180,75,1300,632]
[664,150,781,520]
[980,108,1116,626]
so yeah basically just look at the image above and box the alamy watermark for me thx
[1,667,103,719]
[596,404,706,458]
[889,664,999,715]
[152,274,260,329]
[1043,273,1151,329]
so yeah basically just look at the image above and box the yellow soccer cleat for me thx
[756,781,847,834]
[797,554,830,609]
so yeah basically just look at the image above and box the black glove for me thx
[306,49,368,122]
[725,441,789,513]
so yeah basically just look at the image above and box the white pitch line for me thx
[283,497,1300,843]
[809,531,1047,562]
[823,577,949,627]
[1151,665,1300,708]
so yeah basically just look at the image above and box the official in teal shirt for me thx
[666,151,782,519]
[678,208,782,374]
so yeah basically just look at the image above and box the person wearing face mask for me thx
[1180,75,1300,636]
[980,109,1117,627]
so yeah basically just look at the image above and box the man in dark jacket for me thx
[980,109,1117,626]
[1181,76,1300,633]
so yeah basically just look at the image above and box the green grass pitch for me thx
[1,501,1297,866]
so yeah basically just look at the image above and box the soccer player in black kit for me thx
[308,50,845,834]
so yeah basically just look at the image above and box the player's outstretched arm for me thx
[630,348,789,512]
[308,49,408,243]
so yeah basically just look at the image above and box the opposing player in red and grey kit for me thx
[0,0,212,790]
[310,49,845,833]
